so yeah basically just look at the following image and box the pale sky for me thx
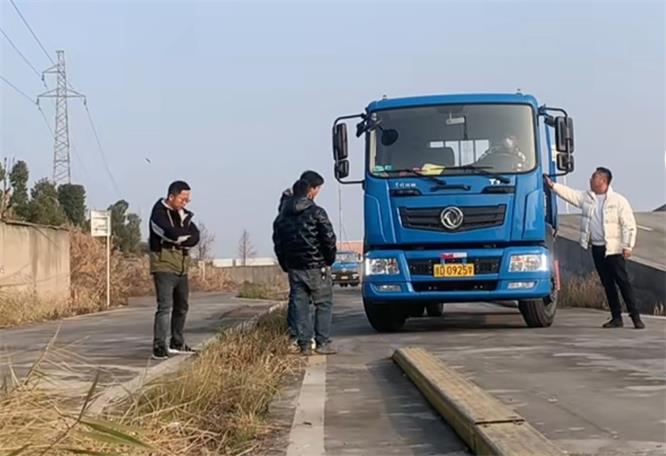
[1,0,664,257]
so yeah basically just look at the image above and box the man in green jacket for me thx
[149,181,200,359]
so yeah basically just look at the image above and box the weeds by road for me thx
[0,309,297,455]
[559,273,665,316]
[237,281,288,301]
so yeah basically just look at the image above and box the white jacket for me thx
[552,183,637,256]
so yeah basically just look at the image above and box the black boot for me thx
[631,315,645,330]
[602,318,623,328]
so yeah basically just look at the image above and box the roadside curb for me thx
[87,301,286,416]
[393,347,567,456]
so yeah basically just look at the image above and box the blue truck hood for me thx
[364,172,546,247]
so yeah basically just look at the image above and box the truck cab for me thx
[332,93,575,331]
[331,250,362,287]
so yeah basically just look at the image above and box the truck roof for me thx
[367,92,539,112]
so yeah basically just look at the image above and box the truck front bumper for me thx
[362,246,553,303]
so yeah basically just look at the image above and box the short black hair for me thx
[595,167,613,184]
[292,179,311,198]
[300,170,324,187]
[167,180,191,196]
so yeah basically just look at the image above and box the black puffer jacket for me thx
[273,197,337,271]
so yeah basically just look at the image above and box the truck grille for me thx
[399,205,506,232]
[412,281,498,292]
[407,257,501,276]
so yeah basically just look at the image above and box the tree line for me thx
[1,158,142,254]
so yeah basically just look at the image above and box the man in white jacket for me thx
[544,167,644,329]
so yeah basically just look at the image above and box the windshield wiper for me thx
[383,168,448,186]
[443,165,511,184]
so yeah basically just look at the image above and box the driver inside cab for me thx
[476,135,527,171]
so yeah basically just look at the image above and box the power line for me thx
[83,101,121,197]
[9,0,54,65]
[0,26,44,81]
[0,74,35,103]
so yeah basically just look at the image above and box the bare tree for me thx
[237,229,256,266]
[193,223,216,260]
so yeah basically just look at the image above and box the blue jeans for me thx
[289,268,333,348]
[287,286,298,337]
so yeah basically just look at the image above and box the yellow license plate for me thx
[433,263,475,278]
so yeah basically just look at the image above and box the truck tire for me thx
[426,303,444,317]
[519,297,556,327]
[363,300,406,332]
[519,274,558,328]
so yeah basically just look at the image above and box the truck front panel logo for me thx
[440,207,464,230]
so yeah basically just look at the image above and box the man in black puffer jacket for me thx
[273,172,337,355]
[277,170,322,340]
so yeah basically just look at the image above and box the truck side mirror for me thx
[555,117,574,154]
[556,153,574,173]
[333,123,348,161]
[335,160,350,179]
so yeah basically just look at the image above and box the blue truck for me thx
[331,250,362,287]
[332,93,574,331]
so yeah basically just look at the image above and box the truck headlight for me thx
[509,254,549,272]
[365,258,400,275]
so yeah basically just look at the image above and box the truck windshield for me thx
[369,104,536,177]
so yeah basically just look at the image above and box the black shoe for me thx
[315,343,337,355]
[602,318,624,328]
[152,346,169,360]
[631,315,645,330]
[299,345,313,356]
[168,343,197,355]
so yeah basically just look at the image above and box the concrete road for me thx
[277,289,666,456]
[0,293,274,393]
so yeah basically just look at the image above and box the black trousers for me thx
[591,245,639,318]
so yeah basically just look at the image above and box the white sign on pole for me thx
[90,210,111,237]
[90,210,112,308]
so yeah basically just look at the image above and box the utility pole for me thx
[38,50,84,185]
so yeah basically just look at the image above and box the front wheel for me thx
[363,300,407,332]
[519,293,557,328]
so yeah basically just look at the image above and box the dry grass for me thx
[237,282,288,301]
[559,273,665,316]
[0,291,70,328]
[558,274,607,310]
[0,309,298,455]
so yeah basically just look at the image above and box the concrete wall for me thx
[222,264,285,285]
[0,221,70,299]
[556,235,665,315]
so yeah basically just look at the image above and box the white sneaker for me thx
[311,339,316,350]
[168,344,197,355]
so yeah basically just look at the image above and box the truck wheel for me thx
[519,285,557,328]
[363,300,406,332]
[426,303,444,317]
